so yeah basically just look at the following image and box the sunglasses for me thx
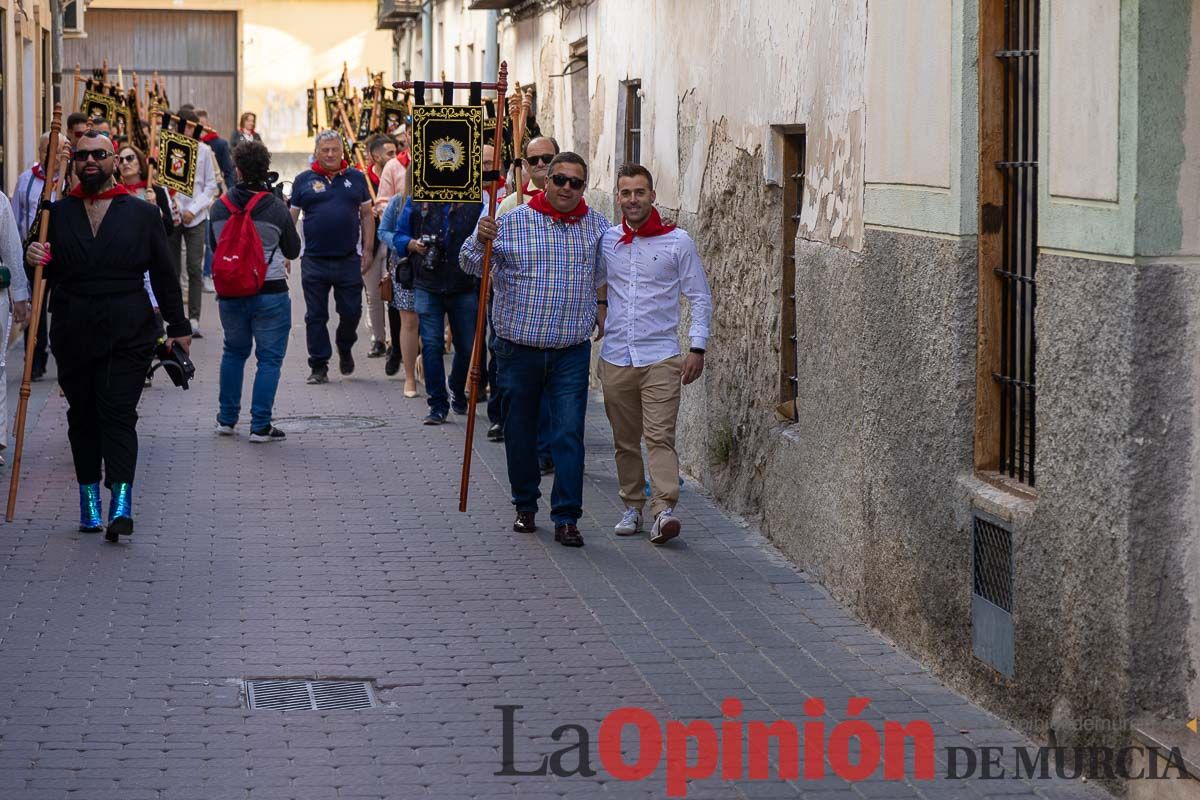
[549,174,585,190]
[118,154,138,164]
[526,154,555,166]
[73,150,113,162]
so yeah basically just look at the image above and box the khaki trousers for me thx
[363,246,387,344]
[600,355,683,518]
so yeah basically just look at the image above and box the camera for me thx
[417,234,441,270]
[150,339,196,390]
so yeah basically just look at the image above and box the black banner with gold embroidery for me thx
[410,104,483,203]
[157,121,201,195]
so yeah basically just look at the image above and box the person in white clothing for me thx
[0,192,34,464]
[169,107,219,338]
[598,163,712,545]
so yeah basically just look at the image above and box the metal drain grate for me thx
[273,415,387,432]
[971,510,1014,678]
[972,513,1014,612]
[245,680,377,711]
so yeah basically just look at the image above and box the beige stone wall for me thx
[2,0,53,194]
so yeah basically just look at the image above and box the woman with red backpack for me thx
[209,141,301,442]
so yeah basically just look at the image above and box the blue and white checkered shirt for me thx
[460,204,609,349]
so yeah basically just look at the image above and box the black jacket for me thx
[406,202,480,296]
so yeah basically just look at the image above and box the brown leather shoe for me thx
[513,511,536,533]
[554,523,584,547]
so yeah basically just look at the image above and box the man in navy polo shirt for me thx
[289,130,375,384]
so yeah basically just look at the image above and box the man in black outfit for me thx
[24,132,191,542]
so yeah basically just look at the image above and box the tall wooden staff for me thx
[7,105,63,522]
[398,63,507,512]
[508,84,525,204]
[333,96,376,202]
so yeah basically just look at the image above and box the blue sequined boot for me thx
[105,482,133,542]
[78,483,103,533]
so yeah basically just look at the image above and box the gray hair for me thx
[313,130,343,152]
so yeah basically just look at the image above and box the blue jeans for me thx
[301,255,362,369]
[415,288,477,416]
[202,219,214,278]
[217,292,291,430]
[494,337,590,525]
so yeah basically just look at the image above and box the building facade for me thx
[400,0,1200,755]
[0,0,54,196]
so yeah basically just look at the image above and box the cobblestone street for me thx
[0,295,1109,799]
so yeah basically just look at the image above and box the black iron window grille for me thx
[994,0,1039,485]
[972,513,1014,612]
[623,80,641,165]
[781,132,806,421]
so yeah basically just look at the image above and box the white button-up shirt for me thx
[599,224,712,367]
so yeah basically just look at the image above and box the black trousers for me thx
[51,290,156,487]
[23,265,49,372]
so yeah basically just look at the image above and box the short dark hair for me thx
[366,133,392,155]
[177,108,200,125]
[617,162,654,190]
[66,112,88,128]
[178,104,195,115]
[90,116,109,127]
[232,140,271,184]
[548,151,588,181]
[526,136,560,156]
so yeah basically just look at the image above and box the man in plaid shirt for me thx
[460,152,609,547]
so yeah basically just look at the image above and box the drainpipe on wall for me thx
[422,0,433,82]
[484,9,498,84]
[405,20,414,81]
[392,28,401,83]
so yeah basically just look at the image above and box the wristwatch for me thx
[689,347,706,355]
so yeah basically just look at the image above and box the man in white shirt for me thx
[170,108,219,337]
[599,163,712,545]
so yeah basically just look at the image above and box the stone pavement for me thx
[0,292,1110,799]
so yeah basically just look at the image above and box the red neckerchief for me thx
[68,182,130,200]
[527,190,588,224]
[618,207,677,245]
[398,151,411,168]
[201,131,219,144]
[123,180,148,192]
[240,129,255,139]
[367,164,381,189]
[311,159,349,179]
[31,164,46,182]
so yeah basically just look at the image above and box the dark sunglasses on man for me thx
[525,154,555,166]
[549,174,585,190]
[72,150,113,162]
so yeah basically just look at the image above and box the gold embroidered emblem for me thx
[429,137,466,173]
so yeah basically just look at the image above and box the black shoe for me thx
[451,396,468,415]
[306,368,329,385]
[249,426,286,443]
[423,412,447,425]
[487,423,504,442]
[384,347,401,376]
[554,523,584,547]
[338,349,355,376]
[367,341,386,358]
[539,457,555,475]
[30,364,45,382]
[514,511,536,533]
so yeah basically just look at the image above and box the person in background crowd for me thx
[66,112,88,144]
[392,185,481,425]
[363,133,396,358]
[12,130,68,381]
[600,163,712,546]
[115,144,174,234]
[168,107,218,338]
[461,152,609,548]
[211,141,301,443]
[289,130,374,385]
[375,132,411,376]
[90,116,111,139]
[24,131,190,541]
[0,189,33,465]
[231,112,262,149]
[193,108,235,295]
[377,189,420,397]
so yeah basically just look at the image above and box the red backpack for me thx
[212,191,273,298]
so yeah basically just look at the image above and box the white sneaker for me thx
[190,319,204,339]
[202,277,216,293]
[614,507,642,536]
[214,421,236,436]
[649,508,681,545]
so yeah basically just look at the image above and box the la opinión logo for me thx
[496,697,936,798]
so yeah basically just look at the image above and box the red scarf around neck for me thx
[69,182,129,200]
[528,190,588,224]
[398,151,411,168]
[311,159,349,179]
[618,207,676,245]
[366,164,381,189]
[201,131,219,144]
[31,164,46,182]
